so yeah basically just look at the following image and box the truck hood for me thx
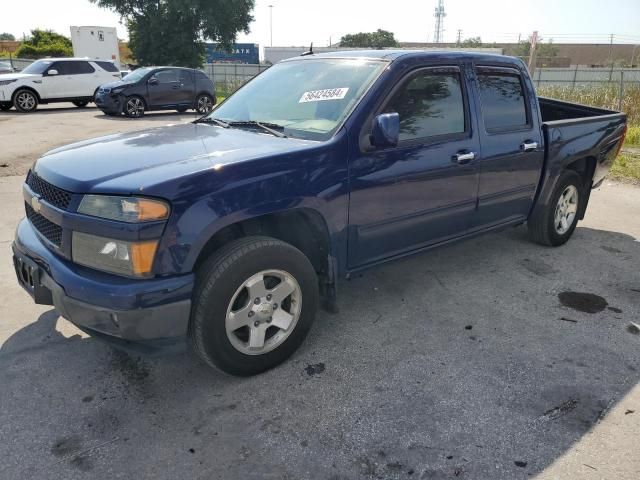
[33,123,318,194]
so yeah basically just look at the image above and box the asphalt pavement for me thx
[0,175,639,480]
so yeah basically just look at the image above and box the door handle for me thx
[454,151,476,164]
[521,141,538,152]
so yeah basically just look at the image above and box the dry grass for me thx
[611,152,640,183]
[537,84,640,125]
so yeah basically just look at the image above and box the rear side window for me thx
[95,61,118,72]
[383,70,466,142]
[68,61,95,74]
[477,68,528,131]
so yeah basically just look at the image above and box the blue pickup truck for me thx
[13,51,627,375]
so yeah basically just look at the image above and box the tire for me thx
[0,103,11,111]
[195,93,214,114]
[189,236,319,376]
[73,100,89,108]
[13,89,38,112]
[123,95,145,118]
[528,170,582,246]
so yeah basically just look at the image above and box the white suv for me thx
[0,58,121,113]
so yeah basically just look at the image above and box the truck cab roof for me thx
[282,49,523,67]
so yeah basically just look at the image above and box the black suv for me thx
[95,66,216,117]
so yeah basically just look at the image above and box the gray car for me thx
[0,61,16,74]
[94,66,216,117]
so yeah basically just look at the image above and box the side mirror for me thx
[47,69,58,76]
[148,77,158,85]
[370,113,400,148]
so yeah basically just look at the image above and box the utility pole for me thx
[268,5,274,47]
[527,31,539,74]
[608,33,614,80]
[456,29,462,46]
[432,0,446,44]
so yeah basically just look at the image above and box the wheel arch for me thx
[565,155,597,220]
[191,207,336,301]
[12,86,41,103]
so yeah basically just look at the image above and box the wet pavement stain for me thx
[558,292,608,314]
[304,363,325,376]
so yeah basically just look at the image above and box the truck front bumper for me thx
[12,218,194,352]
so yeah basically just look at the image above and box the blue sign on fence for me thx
[205,43,259,64]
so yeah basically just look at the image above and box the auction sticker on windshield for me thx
[299,88,349,103]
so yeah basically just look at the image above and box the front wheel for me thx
[13,89,38,112]
[195,94,214,114]
[189,236,319,376]
[528,170,582,246]
[123,96,145,118]
[73,100,89,108]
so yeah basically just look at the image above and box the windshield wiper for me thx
[194,117,230,128]
[226,121,288,138]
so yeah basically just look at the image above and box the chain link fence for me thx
[533,68,640,123]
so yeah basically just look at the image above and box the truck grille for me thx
[25,203,63,247]
[26,170,72,210]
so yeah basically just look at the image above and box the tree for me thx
[0,33,15,41]
[340,29,399,49]
[513,36,559,58]
[90,0,255,67]
[461,37,482,48]
[15,29,73,58]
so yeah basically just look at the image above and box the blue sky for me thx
[2,0,639,47]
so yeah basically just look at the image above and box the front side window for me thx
[209,58,387,141]
[21,60,53,75]
[477,69,528,131]
[154,69,180,83]
[383,70,466,142]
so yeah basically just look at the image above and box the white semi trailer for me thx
[70,26,120,69]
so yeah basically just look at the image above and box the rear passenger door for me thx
[471,65,544,229]
[69,61,98,96]
[347,65,481,268]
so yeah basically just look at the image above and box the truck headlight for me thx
[72,231,159,277]
[78,195,169,222]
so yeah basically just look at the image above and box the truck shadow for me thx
[0,225,639,479]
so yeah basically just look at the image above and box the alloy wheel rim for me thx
[197,96,212,113]
[225,269,302,355]
[127,98,143,116]
[554,185,579,235]
[18,92,35,110]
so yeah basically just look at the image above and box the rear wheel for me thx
[13,89,38,112]
[189,236,319,376]
[73,100,89,108]
[123,96,145,118]
[528,170,582,246]
[195,94,214,114]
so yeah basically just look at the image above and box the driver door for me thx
[347,65,481,268]
[41,61,74,98]
[147,69,181,108]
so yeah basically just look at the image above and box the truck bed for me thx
[538,97,619,122]
[537,97,627,190]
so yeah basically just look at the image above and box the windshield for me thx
[208,58,387,141]
[21,60,54,75]
[122,68,152,83]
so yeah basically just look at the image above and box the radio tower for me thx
[433,0,446,43]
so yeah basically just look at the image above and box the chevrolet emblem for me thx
[30,196,41,213]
